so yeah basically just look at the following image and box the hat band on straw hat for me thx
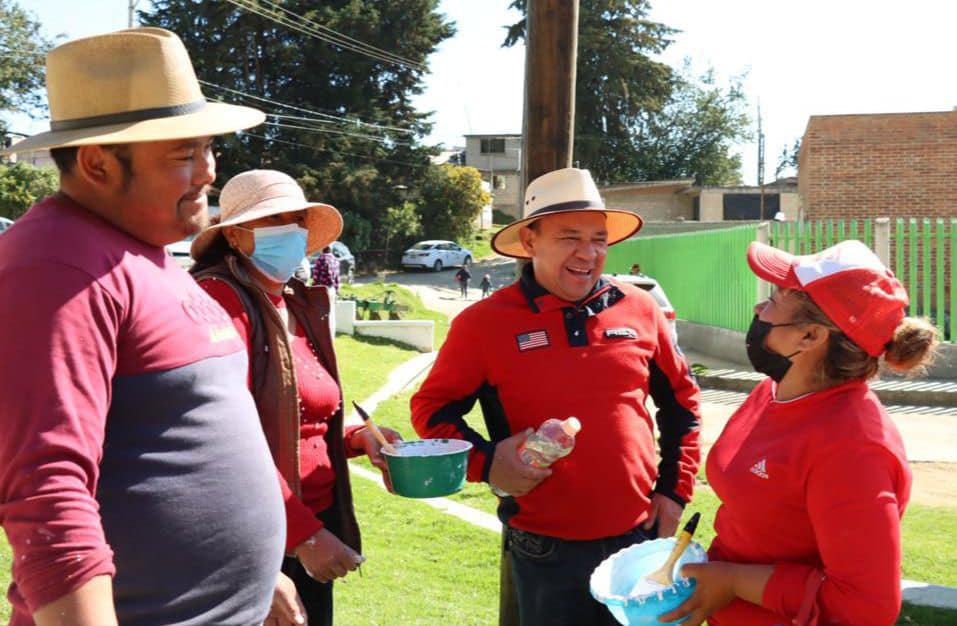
[50,99,208,132]
[527,200,602,217]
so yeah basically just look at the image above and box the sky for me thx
[9,0,957,185]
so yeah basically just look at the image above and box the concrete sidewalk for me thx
[685,349,957,409]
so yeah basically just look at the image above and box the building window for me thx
[722,193,780,220]
[493,175,506,190]
[480,138,506,154]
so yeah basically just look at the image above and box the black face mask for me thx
[745,315,801,382]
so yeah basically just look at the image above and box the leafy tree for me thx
[141,0,454,257]
[628,66,749,185]
[775,138,800,179]
[380,200,422,263]
[418,165,490,244]
[504,0,750,186]
[0,162,58,219]
[0,0,57,134]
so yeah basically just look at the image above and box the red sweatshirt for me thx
[411,269,701,540]
[707,378,911,626]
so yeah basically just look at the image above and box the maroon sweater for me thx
[411,269,701,540]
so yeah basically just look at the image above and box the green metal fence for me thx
[768,219,874,255]
[606,224,759,333]
[606,218,955,342]
[894,218,955,341]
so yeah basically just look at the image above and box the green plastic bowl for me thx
[383,439,473,498]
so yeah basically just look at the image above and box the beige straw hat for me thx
[491,168,643,259]
[1,27,264,154]
[190,170,343,259]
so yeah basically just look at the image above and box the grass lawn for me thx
[0,533,8,622]
[339,281,450,346]
[459,225,505,262]
[335,332,419,415]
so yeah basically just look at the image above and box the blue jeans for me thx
[506,523,655,626]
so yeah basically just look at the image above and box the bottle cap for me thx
[561,417,581,436]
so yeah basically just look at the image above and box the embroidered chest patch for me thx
[604,327,637,339]
[516,329,550,352]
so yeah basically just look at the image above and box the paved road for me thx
[368,255,957,507]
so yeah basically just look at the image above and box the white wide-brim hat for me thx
[1,27,264,155]
[190,170,343,259]
[491,168,643,259]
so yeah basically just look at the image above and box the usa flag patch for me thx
[516,329,550,352]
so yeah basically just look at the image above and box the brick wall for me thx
[799,111,957,220]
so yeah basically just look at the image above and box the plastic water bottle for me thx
[519,417,582,467]
[490,417,582,496]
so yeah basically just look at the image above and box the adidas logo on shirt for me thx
[750,459,769,479]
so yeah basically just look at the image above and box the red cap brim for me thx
[747,241,801,289]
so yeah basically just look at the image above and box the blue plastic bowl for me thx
[590,538,707,626]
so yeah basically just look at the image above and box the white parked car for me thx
[165,238,194,270]
[401,240,472,272]
[0,217,14,234]
[609,273,678,343]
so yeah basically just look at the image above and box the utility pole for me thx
[757,100,766,221]
[128,0,140,28]
[500,4,580,625]
[522,0,579,196]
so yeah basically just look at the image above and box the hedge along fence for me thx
[607,218,956,342]
[605,223,759,333]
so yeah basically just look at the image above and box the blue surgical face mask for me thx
[240,223,308,283]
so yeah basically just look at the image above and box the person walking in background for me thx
[661,240,939,626]
[0,28,284,626]
[190,169,401,626]
[480,273,493,298]
[312,245,341,291]
[455,265,472,299]
[312,245,341,331]
[411,168,702,626]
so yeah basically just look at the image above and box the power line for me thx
[263,120,412,146]
[241,132,430,168]
[200,79,415,135]
[222,0,426,72]
[254,0,424,69]
[231,0,425,70]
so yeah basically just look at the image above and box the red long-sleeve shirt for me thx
[707,378,912,625]
[411,269,701,540]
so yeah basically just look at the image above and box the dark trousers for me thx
[282,556,334,626]
[505,524,655,626]
[459,281,469,297]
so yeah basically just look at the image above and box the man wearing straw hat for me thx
[411,168,703,626]
[0,29,285,626]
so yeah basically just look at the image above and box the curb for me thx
[696,369,957,408]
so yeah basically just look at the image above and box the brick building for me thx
[798,110,957,220]
[799,110,957,325]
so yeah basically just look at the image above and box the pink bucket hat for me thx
[190,169,342,259]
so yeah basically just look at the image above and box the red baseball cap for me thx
[747,240,909,357]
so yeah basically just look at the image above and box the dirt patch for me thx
[910,462,957,508]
